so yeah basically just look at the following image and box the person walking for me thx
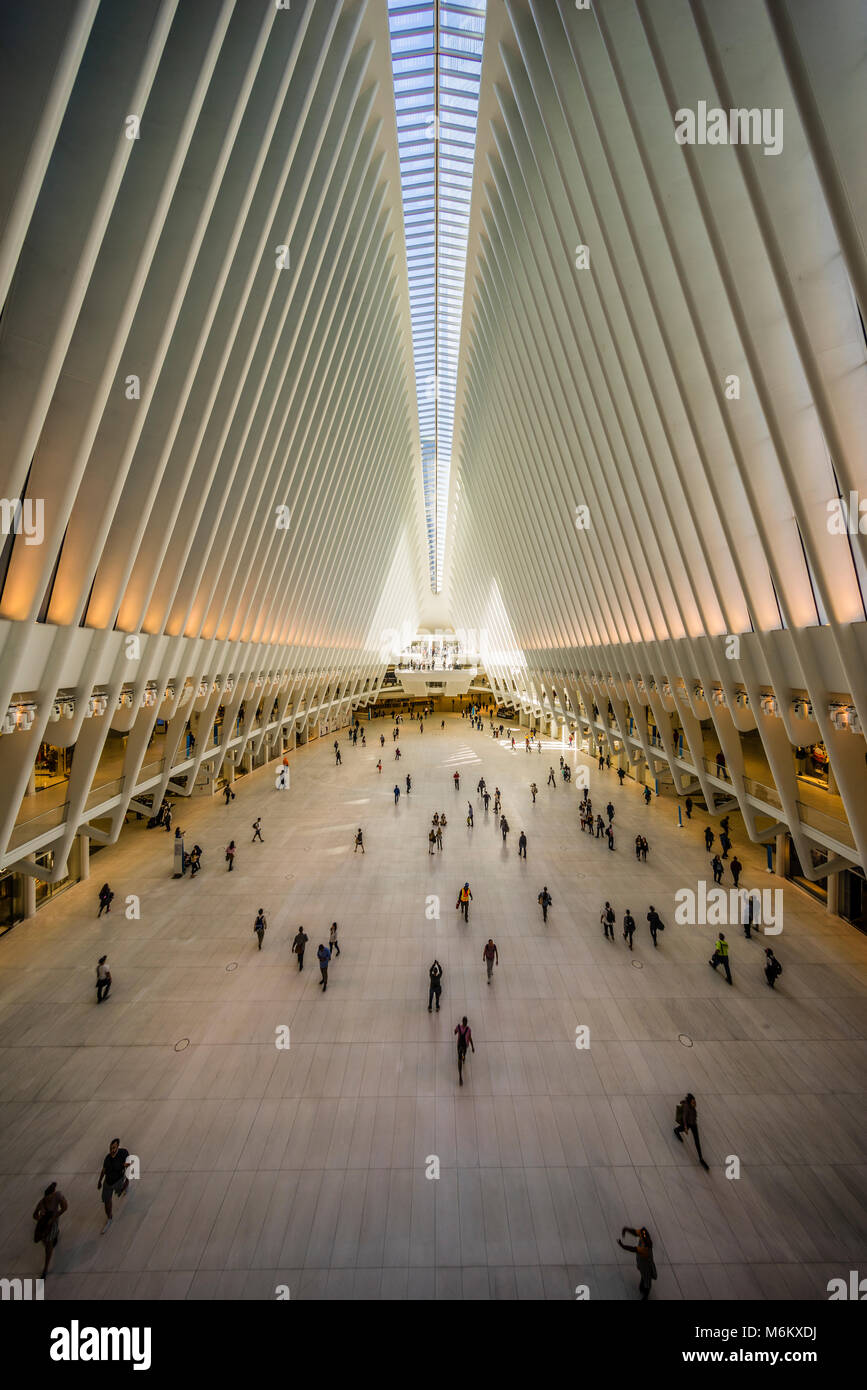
[482,789,491,812]
[623,909,636,950]
[429,827,436,854]
[518,830,527,859]
[704,825,714,852]
[225,840,236,872]
[547,767,556,787]
[640,836,649,862]
[376,759,382,774]
[685,795,693,819]
[500,815,509,843]
[335,746,342,765]
[394,783,400,804]
[674,1093,709,1170]
[477,776,486,796]
[252,817,264,843]
[711,854,724,884]
[764,947,782,989]
[406,773,412,794]
[483,938,499,984]
[253,908,267,950]
[456,882,473,921]
[643,785,652,805]
[730,855,742,887]
[428,960,443,1011]
[354,828,365,854]
[455,1016,474,1085]
[634,834,642,861]
[317,942,331,991]
[709,931,732,984]
[538,886,553,922]
[95,955,111,1003]
[742,891,755,940]
[595,814,605,839]
[97,1138,131,1233]
[97,883,114,918]
[617,767,625,786]
[530,782,538,803]
[380,733,385,748]
[617,1226,657,1300]
[601,901,615,940]
[606,801,615,823]
[646,905,663,948]
[435,824,443,851]
[467,801,474,827]
[453,770,460,790]
[32,1183,68,1278]
[720,830,731,860]
[394,746,401,760]
[329,921,340,958]
[292,927,308,970]
[606,823,615,851]
[223,783,234,805]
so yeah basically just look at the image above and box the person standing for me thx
[720,830,731,859]
[674,1093,709,1170]
[254,908,267,950]
[530,782,538,803]
[606,823,615,851]
[518,830,527,859]
[97,883,114,918]
[500,815,510,843]
[730,855,742,887]
[435,824,443,852]
[32,1183,68,1279]
[709,932,732,984]
[429,827,436,855]
[547,767,556,787]
[482,938,499,984]
[329,921,340,958]
[685,795,693,819]
[711,854,724,883]
[704,825,714,852]
[376,759,382,774]
[97,1138,131,1233]
[354,828,365,854]
[453,770,460,790]
[454,1016,474,1085]
[406,773,412,794]
[538,886,553,922]
[617,1226,657,1300]
[601,901,615,940]
[646,905,663,948]
[292,926,308,971]
[742,891,755,939]
[595,814,605,839]
[428,960,443,1011]
[96,955,111,1003]
[394,784,400,804]
[764,948,782,989]
[622,909,635,950]
[456,882,473,921]
[225,840,236,872]
[617,767,625,786]
[317,942,331,991]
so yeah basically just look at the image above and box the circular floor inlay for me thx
[631,959,643,969]
[678,1033,693,1048]
[226,962,238,972]
[174,1038,190,1052]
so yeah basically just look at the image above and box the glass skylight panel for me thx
[389,0,485,592]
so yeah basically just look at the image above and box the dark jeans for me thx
[460,902,469,921]
[675,1122,705,1163]
[428,984,441,1010]
[320,966,328,989]
[603,920,614,939]
[296,952,304,971]
[97,980,111,1001]
[710,952,732,983]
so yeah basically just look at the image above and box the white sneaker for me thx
[101,1218,113,1234]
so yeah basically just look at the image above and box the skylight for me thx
[388,0,486,593]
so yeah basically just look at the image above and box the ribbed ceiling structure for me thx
[0,0,865,888]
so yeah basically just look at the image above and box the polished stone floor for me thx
[1,713,865,1300]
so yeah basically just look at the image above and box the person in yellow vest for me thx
[709,931,732,984]
[456,882,473,922]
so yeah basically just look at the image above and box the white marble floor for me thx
[1,714,866,1300]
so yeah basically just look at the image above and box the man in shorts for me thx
[97,1138,131,1233]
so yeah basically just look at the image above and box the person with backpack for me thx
[500,815,510,843]
[764,948,782,989]
[96,956,111,1002]
[32,1182,68,1279]
[317,942,331,991]
[253,909,267,950]
[428,960,443,1011]
[622,910,636,950]
[711,853,724,884]
[97,883,114,918]
[454,1016,474,1086]
[617,1226,657,1300]
[292,927,308,971]
[600,902,616,939]
[538,886,553,922]
[674,1093,709,1170]
[354,828,365,854]
[225,841,236,871]
[643,786,651,805]
[252,818,264,843]
[482,938,499,984]
[456,882,473,921]
[646,905,664,947]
